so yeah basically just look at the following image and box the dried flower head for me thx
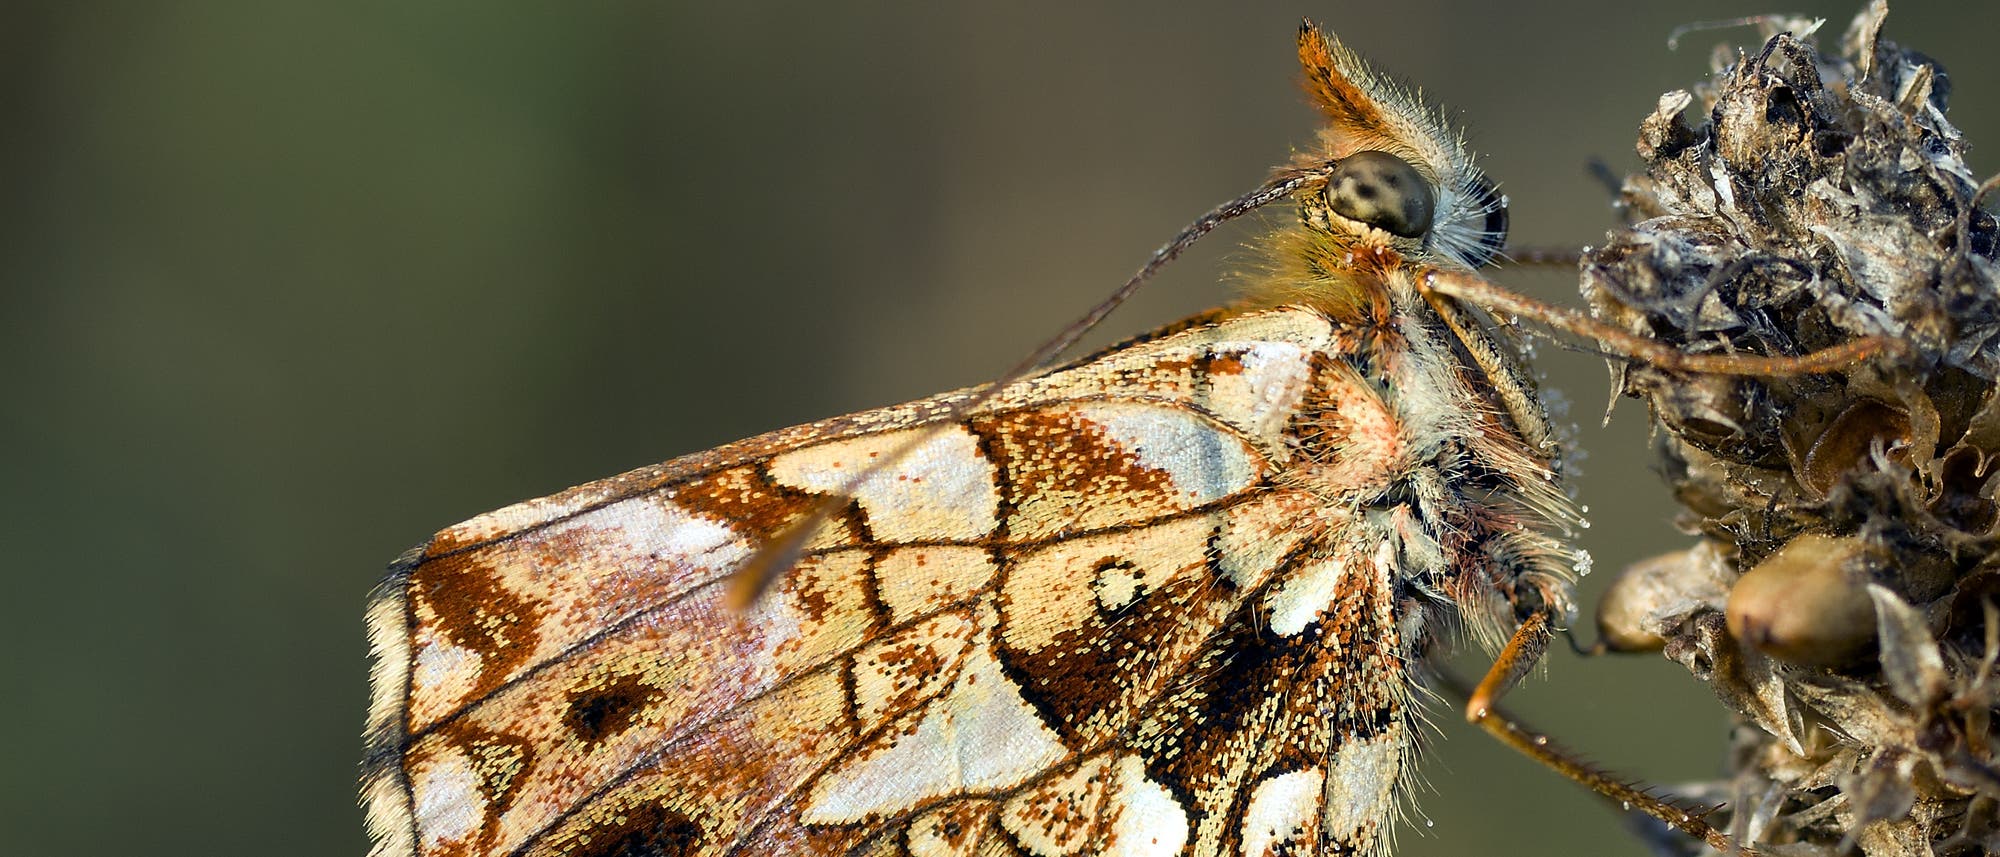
[1584,3,2000,854]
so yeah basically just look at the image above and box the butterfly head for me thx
[1292,21,1507,270]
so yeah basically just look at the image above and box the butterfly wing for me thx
[819,526,1413,857]
[364,306,1410,857]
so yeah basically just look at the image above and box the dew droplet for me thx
[1622,801,1632,811]
[1425,820,1434,828]
[1533,735,1548,746]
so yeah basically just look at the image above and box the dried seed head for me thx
[1585,4,2000,850]
[1597,541,1734,652]
[1633,372,1785,466]
[1928,445,1999,533]
[1725,533,1881,666]
[1798,399,1914,497]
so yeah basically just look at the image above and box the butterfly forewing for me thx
[367,307,1438,856]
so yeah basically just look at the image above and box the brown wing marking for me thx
[974,400,1267,543]
[897,799,1016,856]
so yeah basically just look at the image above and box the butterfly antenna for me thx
[1012,167,1328,374]
[726,167,1327,609]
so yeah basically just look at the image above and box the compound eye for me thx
[1323,151,1435,238]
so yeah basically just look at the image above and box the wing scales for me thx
[364,308,1370,857]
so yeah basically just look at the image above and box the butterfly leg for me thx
[1464,611,1754,855]
[1418,267,1898,377]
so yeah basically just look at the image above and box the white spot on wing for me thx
[644,503,748,567]
[564,498,757,612]
[769,426,999,542]
[1322,734,1401,846]
[410,747,485,849]
[1107,755,1189,857]
[1073,401,1257,502]
[802,637,1067,824]
[1263,556,1348,636]
[1241,768,1324,857]
[411,639,480,702]
[1094,563,1143,612]
[1198,343,1315,446]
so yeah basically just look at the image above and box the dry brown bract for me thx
[1587,3,2000,855]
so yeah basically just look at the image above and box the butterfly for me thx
[361,21,1856,857]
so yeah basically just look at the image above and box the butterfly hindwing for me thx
[365,306,1432,857]
[803,524,1412,857]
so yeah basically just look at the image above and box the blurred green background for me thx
[5,3,1995,855]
